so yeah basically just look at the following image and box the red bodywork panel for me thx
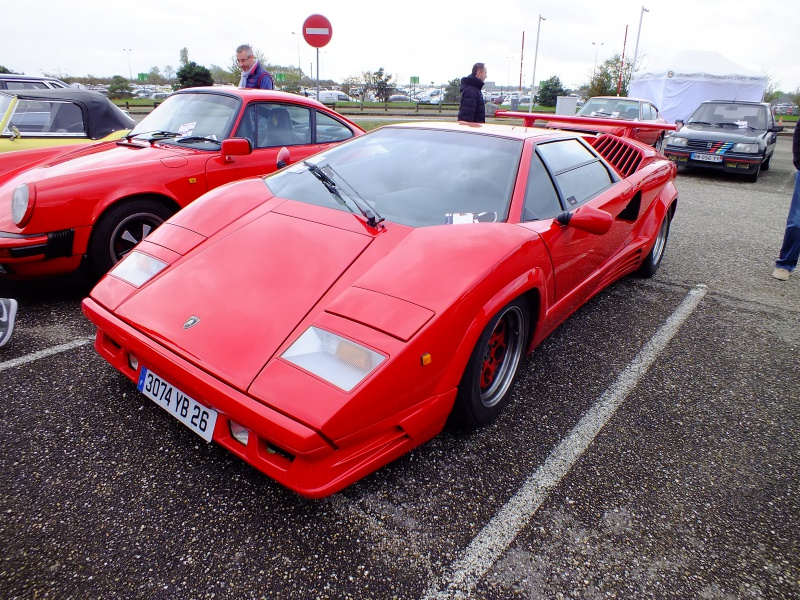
[82,122,679,498]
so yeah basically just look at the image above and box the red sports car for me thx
[536,95,671,150]
[83,119,678,498]
[0,87,363,280]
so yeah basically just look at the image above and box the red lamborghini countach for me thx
[83,118,678,498]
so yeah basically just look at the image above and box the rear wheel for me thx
[452,298,529,428]
[89,199,174,278]
[636,209,672,278]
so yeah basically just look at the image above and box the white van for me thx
[317,90,354,103]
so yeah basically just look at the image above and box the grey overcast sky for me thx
[2,0,797,93]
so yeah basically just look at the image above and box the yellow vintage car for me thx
[0,88,135,152]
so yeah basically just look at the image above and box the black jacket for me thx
[793,123,799,170]
[458,74,485,123]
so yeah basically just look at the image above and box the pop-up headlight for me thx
[281,327,386,392]
[109,251,168,287]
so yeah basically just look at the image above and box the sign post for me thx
[302,14,333,98]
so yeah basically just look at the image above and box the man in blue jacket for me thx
[772,124,800,280]
[236,44,274,90]
[458,63,487,123]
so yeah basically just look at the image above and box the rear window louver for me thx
[589,134,644,178]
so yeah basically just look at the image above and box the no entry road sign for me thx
[302,14,332,48]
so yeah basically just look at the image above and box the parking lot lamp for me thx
[123,49,133,81]
[632,6,649,73]
[528,15,545,113]
[592,41,604,83]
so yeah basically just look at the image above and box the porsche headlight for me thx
[668,136,687,148]
[109,251,167,287]
[732,142,758,153]
[281,327,386,392]
[11,183,35,227]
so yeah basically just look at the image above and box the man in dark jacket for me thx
[457,63,487,123]
[772,124,800,280]
[236,44,274,90]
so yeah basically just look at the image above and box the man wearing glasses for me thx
[236,44,274,90]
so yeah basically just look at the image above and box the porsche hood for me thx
[114,210,373,391]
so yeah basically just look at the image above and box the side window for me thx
[6,81,49,90]
[46,102,85,134]
[316,111,354,144]
[523,151,562,221]
[642,104,655,120]
[538,139,614,207]
[236,103,311,149]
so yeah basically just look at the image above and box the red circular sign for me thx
[302,14,332,48]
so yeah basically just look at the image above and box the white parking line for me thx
[423,284,708,599]
[0,338,93,372]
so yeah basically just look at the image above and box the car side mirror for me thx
[220,138,252,163]
[555,205,613,235]
[276,146,290,169]
[770,125,784,133]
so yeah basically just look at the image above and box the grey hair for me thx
[236,44,254,56]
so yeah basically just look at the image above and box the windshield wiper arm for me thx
[175,136,222,145]
[304,161,384,229]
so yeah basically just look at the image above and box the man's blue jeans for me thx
[776,171,800,271]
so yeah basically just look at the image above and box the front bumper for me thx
[82,297,454,498]
[0,228,80,278]
[663,148,761,174]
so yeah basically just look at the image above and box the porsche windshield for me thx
[266,127,523,228]
[128,92,239,144]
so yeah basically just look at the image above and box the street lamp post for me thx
[123,49,133,81]
[291,32,302,77]
[528,14,545,113]
[506,55,514,92]
[632,6,649,74]
[592,41,604,83]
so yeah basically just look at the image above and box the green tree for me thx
[444,78,461,104]
[536,75,567,107]
[363,68,393,102]
[0,65,18,74]
[587,54,632,97]
[179,48,189,68]
[175,61,214,89]
[107,75,133,98]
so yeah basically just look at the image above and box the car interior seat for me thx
[265,107,294,147]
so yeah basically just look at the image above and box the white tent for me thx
[629,50,767,124]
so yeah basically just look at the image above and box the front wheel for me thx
[636,209,672,278]
[452,298,529,428]
[761,151,772,172]
[89,199,174,278]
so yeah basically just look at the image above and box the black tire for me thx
[452,298,529,428]
[89,199,173,278]
[746,163,761,183]
[761,151,772,172]
[636,209,672,278]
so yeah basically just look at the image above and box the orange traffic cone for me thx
[779,116,784,125]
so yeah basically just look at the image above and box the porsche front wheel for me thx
[453,298,529,428]
[89,199,174,278]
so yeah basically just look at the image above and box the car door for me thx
[518,139,636,319]
[204,101,327,190]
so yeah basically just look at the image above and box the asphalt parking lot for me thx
[1,134,798,599]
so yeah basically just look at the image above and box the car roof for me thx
[1,73,68,84]
[380,120,577,142]
[1,88,136,138]
[172,86,334,111]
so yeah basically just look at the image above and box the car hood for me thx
[673,124,764,142]
[114,208,375,392]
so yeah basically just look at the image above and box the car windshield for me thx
[688,103,768,130]
[579,98,640,120]
[128,92,240,143]
[266,127,523,228]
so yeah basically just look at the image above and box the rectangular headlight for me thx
[109,251,168,287]
[281,327,386,392]
[732,142,758,153]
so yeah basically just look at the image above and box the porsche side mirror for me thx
[276,146,290,169]
[220,138,252,163]
[555,205,613,235]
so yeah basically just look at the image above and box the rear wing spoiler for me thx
[495,110,677,136]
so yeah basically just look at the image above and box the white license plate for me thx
[691,152,723,163]
[137,367,218,442]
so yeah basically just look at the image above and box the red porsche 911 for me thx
[83,118,678,498]
[0,87,363,280]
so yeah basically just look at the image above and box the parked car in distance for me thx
[1,88,135,153]
[0,88,364,281]
[553,96,669,149]
[663,100,782,182]
[0,73,70,91]
[387,94,417,103]
[418,89,444,104]
[317,90,355,103]
[83,118,678,498]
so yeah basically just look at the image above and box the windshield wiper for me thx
[688,120,713,126]
[304,161,384,229]
[175,135,221,145]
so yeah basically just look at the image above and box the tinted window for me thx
[523,152,562,221]
[316,112,354,144]
[538,139,614,207]
[8,99,85,135]
[6,81,49,90]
